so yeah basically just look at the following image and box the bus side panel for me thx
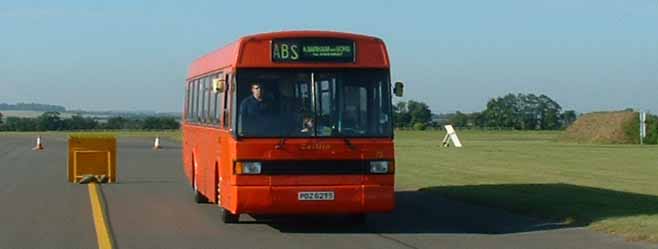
[203,126,227,204]
[182,124,194,186]
[219,131,240,212]
[183,124,225,203]
[211,129,235,204]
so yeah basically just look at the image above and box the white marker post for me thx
[442,125,463,148]
[153,136,162,150]
[640,112,646,145]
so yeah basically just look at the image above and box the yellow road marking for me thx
[88,183,115,249]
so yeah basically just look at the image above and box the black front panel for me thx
[261,160,367,175]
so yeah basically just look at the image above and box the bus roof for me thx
[187,30,390,79]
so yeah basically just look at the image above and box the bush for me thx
[622,112,657,144]
[643,114,658,144]
[413,122,427,131]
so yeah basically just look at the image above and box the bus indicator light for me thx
[235,161,262,175]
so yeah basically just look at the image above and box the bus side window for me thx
[208,75,214,124]
[194,79,200,123]
[191,79,198,123]
[213,72,223,126]
[199,77,208,123]
[222,73,231,129]
[184,81,190,121]
[206,76,213,124]
[206,76,211,124]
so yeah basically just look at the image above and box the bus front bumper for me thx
[229,185,394,215]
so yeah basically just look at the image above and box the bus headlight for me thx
[235,161,262,175]
[369,161,390,174]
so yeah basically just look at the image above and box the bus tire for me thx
[192,156,208,203]
[220,208,239,224]
[193,176,208,203]
[194,190,208,203]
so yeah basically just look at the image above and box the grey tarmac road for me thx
[0,135,655,249]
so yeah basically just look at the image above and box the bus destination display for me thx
[272,39,355,63]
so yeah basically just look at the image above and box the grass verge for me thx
[396,130,658,242]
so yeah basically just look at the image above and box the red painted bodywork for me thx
[183,31,395,216]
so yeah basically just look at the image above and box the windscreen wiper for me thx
[276,136,287,150]
[275,127,295,150]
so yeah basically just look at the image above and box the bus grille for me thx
[260,160,367,175]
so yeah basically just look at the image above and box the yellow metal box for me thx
[68,136,116,183]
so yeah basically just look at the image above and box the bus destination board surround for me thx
[272,38,355,63]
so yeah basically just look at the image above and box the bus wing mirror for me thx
[393,81,404,97]
[212,78,226,93]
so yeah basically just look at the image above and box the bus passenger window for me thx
[222,74,231,129]
[191,79,199,122]
[185,82,190,121]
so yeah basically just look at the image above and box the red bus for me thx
[183,30,403,223]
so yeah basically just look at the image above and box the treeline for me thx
[392,100,433,130]
[448,93,577,130]
[69,110,182,119]
[394,93,577,130]
[0,112,179,131]
[0,103,66,112]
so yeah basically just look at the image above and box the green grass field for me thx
[2,129,656,242]
[395,130,658,242]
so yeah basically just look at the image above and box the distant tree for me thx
[537,94,562,130]
[0,112,3,125]
[5,117,38,131]
[393,102,412,128]
[142,117,180,130]
[36,112,62,131]
[104,117,128,129]
[518,94,539,129]
[450,111,469,127]
[392,100,433,129]
[159,117,180,129]
[560,110,577,128]
[0,103,66,112]
[482,93,563,130]
[483,94,519,128]
[412,122,427,130]
[469,112,485,127]
[62,115,98,130]
[407,100,432,126]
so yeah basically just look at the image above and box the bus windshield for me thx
[237,69,392,138]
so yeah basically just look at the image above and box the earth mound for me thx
[560,111,637,144]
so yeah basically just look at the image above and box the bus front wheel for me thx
[220,208,239,224]
[192,157,208,203]
[194,190,208,203]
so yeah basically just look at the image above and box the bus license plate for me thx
[298,191,335,201]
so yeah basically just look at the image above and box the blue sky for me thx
[0,0,656,113]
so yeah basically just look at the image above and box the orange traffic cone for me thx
[153,136,162,150]
[32,136,44,151]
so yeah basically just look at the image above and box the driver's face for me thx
[251,85,262,99]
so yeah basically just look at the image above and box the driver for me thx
[239,83,273,134]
